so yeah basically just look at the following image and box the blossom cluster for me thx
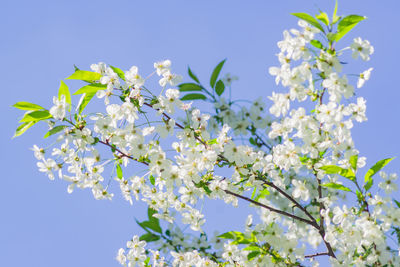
[14,6,400,267]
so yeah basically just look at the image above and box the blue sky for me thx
[2,0,400,266]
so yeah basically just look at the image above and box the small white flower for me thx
[49,95,66,120]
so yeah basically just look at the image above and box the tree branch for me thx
[223,189,317,226]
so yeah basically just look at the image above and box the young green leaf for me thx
[349,154,358,171]
[148,207,158,222]
[394,199,400,209]
[19,110,52,122]
[319,165,356,182]
[13,102,45,111]
[109,65,126,81]
[321,182,352,192]
[139,221,162,234]
[291,13,325,32]
[149,175,155,186]
[139,233,160,242]
[310,40,324,49]
[188,66,200,83]
[364,157,394,191]
[58,81,71,111]
[247,251,261,261]
[73,83,107,95]
[44,125,68,138]
[316,11,330,26]
[215,80,225,96]
[13,121,37,138]
[116,164,123,179]
[210,59,226,88]
[332,0,340,24]
[181,93,207,101]
[178,83,203,92]
[77,92,96,114]
[334,15,366,42]
[66,70,102,82]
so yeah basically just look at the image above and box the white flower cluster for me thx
[26,14,399,267]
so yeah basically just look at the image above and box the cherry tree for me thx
[13,2,400,266]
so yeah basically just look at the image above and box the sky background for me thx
[2,0,400,266]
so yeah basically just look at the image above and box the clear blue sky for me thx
[2,0,399,266]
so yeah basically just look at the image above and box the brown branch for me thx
[98,140,149,166]
[263,180,317,226]
[304,252,330,258]
[223,189,316,226]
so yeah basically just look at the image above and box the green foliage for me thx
[349,154,358,171]
[44,125,68,138]
[73,84,107,95]
[319,165,356,182]
[13,121,37,138]
[334,15,366,41]
[218,231,257,245]
[110,65,126,81]
[188,66,200,83]
[215,80,225,96]
[321,182,352,192]
[364,158,394,191]
[13,102,45,111]
[58,81,71,111]
[181,93,207,101]
[116,164,123,179]
[19,110,52,122]
[178,83,203,92]
[310,40,324,49]
[66,70,102,82]
[291,13,324,32]
[210,59,226,88]
[77,92,96,114]
[316,11,330,26]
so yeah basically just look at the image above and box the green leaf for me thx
[215,80,225,96]
[181,93,207,101]
[321,183,352,192]
[218,231,237,240]
[364,157,394,191]
[247,251,261,261]
[110,65,126,81]
[310,40,324,49]
[350,155,358,171]
[73,83,107,95]
[254,188,269,202]
[20,110,52,122]
[334,15,366,42]
[332,0,340,24]
[148,207,158,222]
[139,221,162,234]
[178,83,203,92]
[394,199,400,209]
[356,190,363,202]
[188,66,200,83]
[291,13,325,32]
[319,165,356,182]
[77,92,96,114]
[44,125,68,138]
[319,165,343,174]
[243,245,262,252]
[58,81,71,111]
[139,233,160,242]
[116,164,123,179]
[210,59,226,88]
[316,11,330,26]
[149,175,155,186]
[13,102,45,111]
[66,70,102,82]
[13,121,37,138]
